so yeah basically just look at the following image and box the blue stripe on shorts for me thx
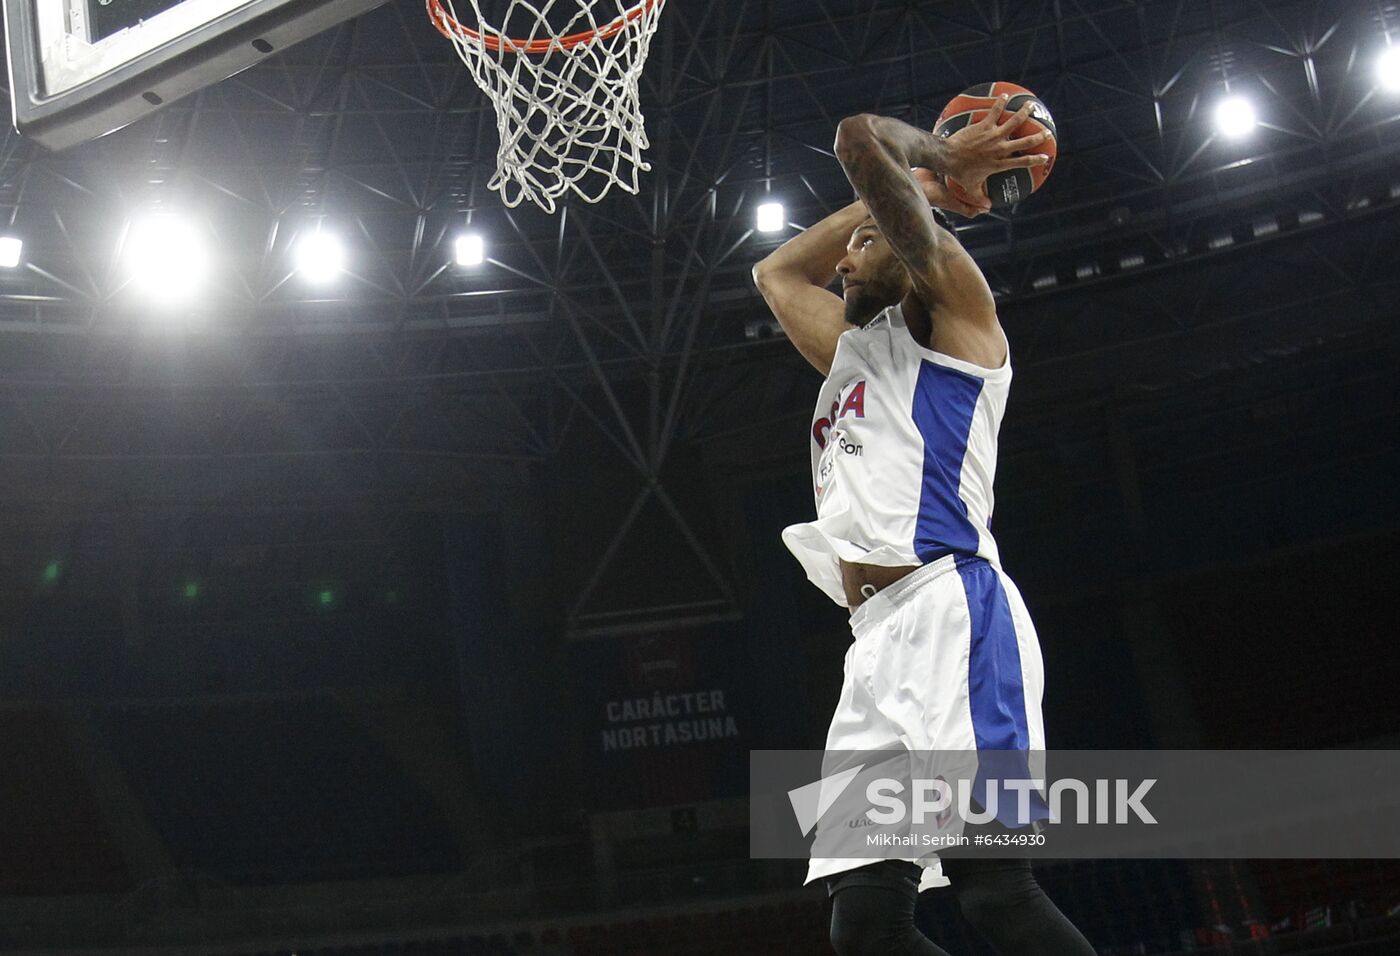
[958,557,1050,826]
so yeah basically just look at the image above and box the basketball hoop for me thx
[427,0,667,213]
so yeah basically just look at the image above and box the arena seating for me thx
[5,701,1397,954]
[565,899,829,955]
[228,902,1400,956]
[101,698,460,884]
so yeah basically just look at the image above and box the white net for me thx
[428,0,666,213]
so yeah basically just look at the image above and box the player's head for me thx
[835,211,953,327]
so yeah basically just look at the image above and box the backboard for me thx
[3,0,388,151]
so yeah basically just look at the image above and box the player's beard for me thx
[844,286,887,327]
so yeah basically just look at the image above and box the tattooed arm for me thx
[753,181,993,376]
[832,99,1050,349]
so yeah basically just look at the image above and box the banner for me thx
[571,628,750,809]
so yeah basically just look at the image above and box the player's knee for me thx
[954,881,1010,934]
[952,868,1043,940]
[830,920,896,956]
[829,908,877,956]
[829,893,902,956]
[828,919,862,956]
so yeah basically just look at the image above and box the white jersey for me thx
[781,302,1012,606]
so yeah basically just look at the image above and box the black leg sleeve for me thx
[941,856,1096,956]
[827,862,954,956]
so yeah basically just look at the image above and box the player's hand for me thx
[939,94,1052,192]
[912,167,991,219]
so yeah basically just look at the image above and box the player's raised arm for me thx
[832,98,1050,311]
[751,202,870,376]
[752,190,992,376]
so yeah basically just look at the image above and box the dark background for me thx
[0,0,1397,953]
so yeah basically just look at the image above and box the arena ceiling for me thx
[0,0,1395,628]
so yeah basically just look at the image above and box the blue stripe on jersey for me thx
[958,558,1049,826]
[911,361,984,563]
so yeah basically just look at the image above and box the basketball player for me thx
[752,96,1095,955]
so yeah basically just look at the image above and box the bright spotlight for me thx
[126,214,207,301]
[455,233,485,267]
[1214,95,1258,138]
[756,201,786,233]
[1378,46,1400,93]
[0,237,22,268]
[295,231,344,284]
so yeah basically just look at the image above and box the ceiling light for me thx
[1377,46,1400,93]
[455,233,485,266]
[756,202,785,233]
[0,237,22,268]
[1214,95,1258,138]
[295,231,344,284]
[126,213,208,302]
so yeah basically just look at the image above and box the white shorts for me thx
[804,552,1047,891]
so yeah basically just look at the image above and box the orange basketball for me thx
[933,81,1058,209]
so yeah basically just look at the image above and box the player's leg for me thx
[943,562,1094,954]
[805,634,901,884]
[812,596,950,950]
[941,855,1095,955]
[828,861,953,956]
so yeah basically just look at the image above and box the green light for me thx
[183,582,200,599]
[43,561,61,583]
[319,589,335,606]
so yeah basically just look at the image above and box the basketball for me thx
[934,81,1058,209]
